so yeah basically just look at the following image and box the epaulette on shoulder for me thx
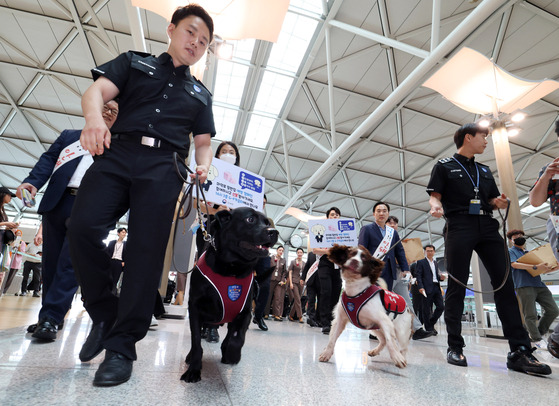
[438,157,453,164]
[477,162,490,168]
[192,76,213,96]
[128,50,153,58]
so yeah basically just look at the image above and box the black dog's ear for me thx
[214,210,232,228]
[328,244,348,266]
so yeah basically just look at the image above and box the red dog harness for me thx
[341,285,406,330]
[196,252,254,324]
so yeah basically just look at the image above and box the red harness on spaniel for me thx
[341,285,406,330]
[196,252,254,324]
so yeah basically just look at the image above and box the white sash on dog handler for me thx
[372,226,394,259]
[52,140,88,174]
[305,258,319,283]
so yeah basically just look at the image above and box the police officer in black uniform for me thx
[427,123,550,375]
[68,5,215,387]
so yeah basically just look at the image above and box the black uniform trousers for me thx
[318,265,342,327]
[68,141,184,360]
[422,283,444,332]
[305,274,320,323]
[444,214,530,351]
[21,261,41,293]
[254,256,271,320]
[38,191,78,324]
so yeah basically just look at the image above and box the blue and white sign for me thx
[308,218,358,249]
[190,152,265,211]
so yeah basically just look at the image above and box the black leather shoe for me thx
[31,318,58,341]
[93,351,133,387]
[307,318,318,327]
[412,328,434,340]
[253,317,268,331]
[200,327,209,339]
[206,327,220,343]
[447,349,467,367]
[27,323,38,333]
[322,325,331,335]
[548,337,559,359]
[79,320,113,362]
[432,329,438,336]
[507,346,552,375]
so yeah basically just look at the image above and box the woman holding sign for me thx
[312,207,342,334]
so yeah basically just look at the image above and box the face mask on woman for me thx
[219,153,236,165]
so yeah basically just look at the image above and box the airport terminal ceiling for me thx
[1,0,559,251]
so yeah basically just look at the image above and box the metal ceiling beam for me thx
[124,0,147,52]
[324,25,337,151]
[328,20,430,59]
[273,0,515,224]
[80,0,118,55]
[67,0,96,66]
[431,0,441,51]
[280,122,294,198]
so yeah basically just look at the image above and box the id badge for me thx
[275,271,278,277]
[469,199,481,215]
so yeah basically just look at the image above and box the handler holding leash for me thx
[68,5,215,387]
[427,123,550,375]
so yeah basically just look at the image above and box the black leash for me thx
[378,203,512,294]
[442,201,511,294]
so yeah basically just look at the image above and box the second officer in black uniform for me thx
[68,5,215,387]
[427,123,550,375]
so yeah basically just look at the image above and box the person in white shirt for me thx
[106,227,127,294]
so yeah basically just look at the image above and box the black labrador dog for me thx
[181,207,278,382]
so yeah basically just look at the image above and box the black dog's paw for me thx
[221,351,242,365]
[180,368,201,383]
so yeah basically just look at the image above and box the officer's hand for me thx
[419,288,426,297]
[16,183,38,199]
[543,157,559,179]
[191,164,209,184]
[430,205,444,218]
[34,230,43,246]
[491,193,509,209]
[81,116,111,156]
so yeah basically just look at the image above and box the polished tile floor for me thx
[1,295,558,406]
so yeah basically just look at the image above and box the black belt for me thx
[65,187,79,196]
[453,210,493,217]
[111,133,186,155]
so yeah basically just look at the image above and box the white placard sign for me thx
[189,154,265,211]
[308,218,358,248]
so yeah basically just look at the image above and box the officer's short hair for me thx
[373,201,390,213]
[171,4,214,44]
[454,123,489,149]
[506,229,525,240]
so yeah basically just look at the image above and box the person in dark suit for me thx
[358,201,409,291]
[415,244,445,334]
[16,101,119,341]
[105,227,127,294]
[409,261,424,323]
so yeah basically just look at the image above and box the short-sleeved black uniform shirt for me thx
[426,153,500,216]
[92,51,216,152]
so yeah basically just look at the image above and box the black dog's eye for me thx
[246,216,255,224]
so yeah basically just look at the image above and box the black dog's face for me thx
[328,244,384,284]
[213,207,279,264]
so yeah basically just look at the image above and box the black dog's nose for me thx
[267,228,279,244]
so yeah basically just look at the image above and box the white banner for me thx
[308,218,358,249]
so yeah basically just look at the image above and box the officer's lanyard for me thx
[452,157,479,198]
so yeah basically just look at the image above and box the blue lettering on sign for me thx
[338,220,355,232]
[228,285,242,301]
[238,172,263,193]
[347,302,355,312]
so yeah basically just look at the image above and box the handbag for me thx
[1,229,15,245]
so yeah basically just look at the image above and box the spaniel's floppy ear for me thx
[328,244,349,266]
[359,245,384,285]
